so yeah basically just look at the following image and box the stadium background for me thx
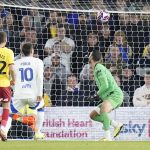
[0,0,150,142]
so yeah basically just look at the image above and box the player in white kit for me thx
[13,43,45,139]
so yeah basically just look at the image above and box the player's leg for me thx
[108,92,124,138]
[0,102,10,141]
[111,120,123,138]
[12,98,28,115]
[28,99,45,139]
[0,87,11,141]
[90,101,113,140]
[99,100,113,140]
[34,108,45,139]
[36,108,44,133]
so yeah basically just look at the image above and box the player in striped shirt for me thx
[0,31,15,141]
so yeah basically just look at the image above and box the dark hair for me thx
[0,32,7,44]
[146,70,150,75]
[21,43,33,56]
[111,71,119,76]
[123,64,133,70]
[87,31,98,36]
[54,42,60,45]
[57,23,65,29]
[26,27,36,32]
[67,74,76,79]
[91,50,102,62]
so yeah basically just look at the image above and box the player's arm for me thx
[36,60,44,102]
[9,64,16,85]
[9,50,16,85]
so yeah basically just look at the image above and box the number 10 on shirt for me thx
[19,68,33,82]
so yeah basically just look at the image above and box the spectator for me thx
[33,50,40,58]
[113,74,130,107]
[118,13,130,31]
[20,28,43,59]
[125,14,145,64]
[72,31,103,77]
[99,24,113,58]
[62,74,83,106]
[73,13,94,47]
[0,5,10,18]
[107,30,132,63]
[42,11,58,44]
[3,13,20,53]
[57,12,75,39]
[142,5,150,46]
[0,16,3,31]
[43,42,61,65]
[133,71,150,107]
[144,32,150,46]
[62,0,76,9]
[29,8,45,33]
[80,64,98,106]
[120,64,144,106]
[105,46,127,75]
[43,66,62,106]
[142,43,150,58]
[43,92,52,107]
[136,44,150,77]
[115,0,128,11]
[50,52,68,88]
[44,24,75,72]
[20,15,33,40]
[44,41,71,73]
[44,23,75,56]
[108,0,128,32]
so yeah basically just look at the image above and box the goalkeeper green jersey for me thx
[94,63,123,102]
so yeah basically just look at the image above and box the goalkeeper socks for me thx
[1,108,9,127]
[92,114,102,122]
[36,109,44,133]
[100,112,111,131]
[1,117,12,133]
[93,112,111,131]
[105,130,112,139]
[111,120,119,128]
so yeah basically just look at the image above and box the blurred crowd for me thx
[0,0,150,107]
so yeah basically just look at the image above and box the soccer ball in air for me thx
[97,10,110,23]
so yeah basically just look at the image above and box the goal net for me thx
[0,0,150,141]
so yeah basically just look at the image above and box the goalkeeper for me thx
[89,50,124,141]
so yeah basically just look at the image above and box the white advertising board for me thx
[42,107,150,141]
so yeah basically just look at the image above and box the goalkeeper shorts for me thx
[98,90,123,110]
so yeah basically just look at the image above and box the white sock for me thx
[36,110,44,133]
[111,120,119,128]
[105,130,112,139]
[1,117,12,134]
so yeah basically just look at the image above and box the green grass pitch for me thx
[0,141,150,150]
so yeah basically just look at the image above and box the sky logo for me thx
[120,121,146,137]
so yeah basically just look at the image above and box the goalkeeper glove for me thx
[87,94,101,102]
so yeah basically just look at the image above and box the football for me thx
[97,10,110,23]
